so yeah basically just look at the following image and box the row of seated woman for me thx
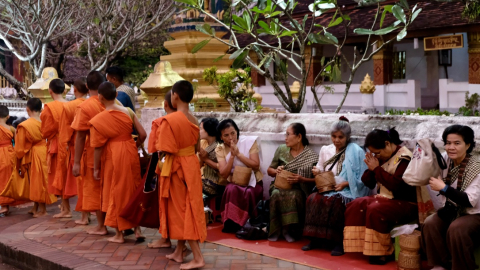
[198,116,480,270]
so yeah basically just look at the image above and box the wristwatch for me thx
[440,184,449,194]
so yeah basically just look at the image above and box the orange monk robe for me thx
[71,96,104,211]
[16,118,57,204]
[151,112,207,242]
[40,101,65,196]
[0,125,16,205]
[89,110,141,230]
[54,98,85,204]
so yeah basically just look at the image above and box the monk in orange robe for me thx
[17,98,57,217]
[55,78,89,223]
[41,78,68,217]
[72,71,107,235]
[90,82,146,243]
[146,90,176,249]
[152,81,206,269]
[0,105,16,215]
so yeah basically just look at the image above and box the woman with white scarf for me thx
[216,119,263,233]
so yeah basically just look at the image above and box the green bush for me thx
[382,108,452,116]
[459,92,480,116]
[203,66,261,112]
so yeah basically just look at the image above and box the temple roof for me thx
[234,0,480,47]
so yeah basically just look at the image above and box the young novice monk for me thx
[41,79,68,217]
[17,98,57,217]
[90,81,146,243]
[147,90,176,249]
[72,71,107,235]
[151,81,206,269]
[55,78,89,222]
[0,105,16,215]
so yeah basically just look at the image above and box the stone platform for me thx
[0,201,318,270]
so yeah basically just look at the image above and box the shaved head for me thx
[98,82,117,101]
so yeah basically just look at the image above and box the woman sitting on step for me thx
[199,117,224,198]
[267,123,318,243]
[216,119,264,233]
[422,125,480,270]
[302,116,369,255]
[343,128,418,265]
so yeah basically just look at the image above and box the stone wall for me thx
[192,112,480,197]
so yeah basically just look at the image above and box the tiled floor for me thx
[0,203,320,270]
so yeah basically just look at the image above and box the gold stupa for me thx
[28,67,71,103]
[140,61,184,108]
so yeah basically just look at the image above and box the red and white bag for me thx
[403,138,447,186]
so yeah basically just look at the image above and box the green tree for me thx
[176,0,421,113]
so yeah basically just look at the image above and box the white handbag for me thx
[403,138,447,186]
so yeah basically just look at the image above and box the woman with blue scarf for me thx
[302,116,369,256]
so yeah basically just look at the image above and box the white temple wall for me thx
[255,34,470,113]
[439,79,480,112]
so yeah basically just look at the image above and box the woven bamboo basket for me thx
[232,166,252,187]
[274,170,294,190]
[205,211,213,225]
[399,230,421,254]
[398,251,421,270]
[315,171,336,193]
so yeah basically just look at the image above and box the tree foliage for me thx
[0,0,86,94]
[203,66,260,112]
[0,0,174,95]
[78,0,174,71]
[176,0,421,113]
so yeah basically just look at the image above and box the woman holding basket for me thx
[267,123,318,243]
[216,119,263,233]
[302,116,369,255]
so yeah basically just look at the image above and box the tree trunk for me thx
[335,81,353,113]
[311,86,325,113]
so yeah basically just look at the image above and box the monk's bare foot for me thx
[75,212,90,225]
[183,247,192,258]
[180,258,206,270]
[107,235,125,244]
[166,251,183,263]
[75,218,89,225]
[28,204,38,215]
[147,238,172,248]
[87,226,108,235]
[53,210,73,218]
[134,227,145,240]
[33,211,47,218]
[0,206,9,215]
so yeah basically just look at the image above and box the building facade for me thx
[248,0,480,113]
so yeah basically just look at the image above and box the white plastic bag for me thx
[390,224,418,238]
[403,138,445,186]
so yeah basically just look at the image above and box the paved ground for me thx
[0,201,319,270]
[0,258,19,270]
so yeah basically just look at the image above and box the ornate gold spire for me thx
[360,73,376,94]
